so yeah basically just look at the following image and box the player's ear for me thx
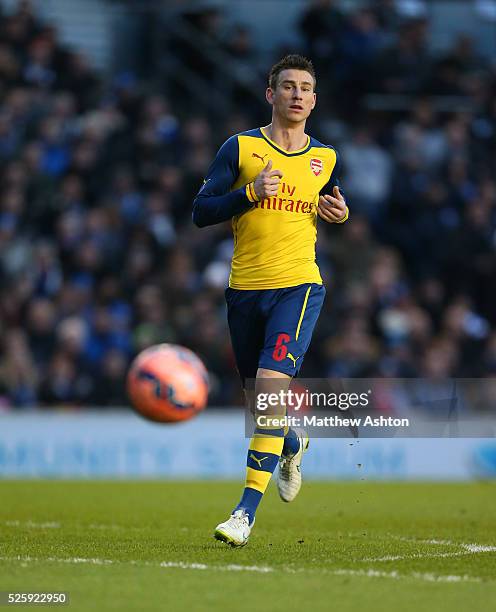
[311,92,316,110]
[266,87,274,105]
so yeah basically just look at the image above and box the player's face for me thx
[267,69,316,124]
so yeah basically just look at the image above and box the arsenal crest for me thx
[310,158,323,176]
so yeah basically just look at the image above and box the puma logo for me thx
[249,453,269,468]
[252,152,268,164]
[287,352,301,368]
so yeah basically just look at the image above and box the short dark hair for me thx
[268,55,316,91]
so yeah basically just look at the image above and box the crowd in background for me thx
[1,0,496,408]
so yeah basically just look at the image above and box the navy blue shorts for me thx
[225,283,326,385]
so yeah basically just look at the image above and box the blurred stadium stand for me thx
[1,0,496,409]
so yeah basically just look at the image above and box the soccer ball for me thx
[127,344,209,423]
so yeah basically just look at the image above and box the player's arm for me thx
[317,149,349,224]
[192,136,252,228]
[192,137,283,228]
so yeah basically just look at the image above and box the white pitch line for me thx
[88,523,151,532]
[362,551,475,562]
[4,520,60,529]
[3,520,142,532]
[0,555,273,574]
[463,544,496,553]
[354,533,459,547]
[332,569,482,584]
[158,561,273,573]
[0,555,485,583]
[362,541,496,562]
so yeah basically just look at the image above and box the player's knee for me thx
[257,367,291,380]
[254,368,291,418]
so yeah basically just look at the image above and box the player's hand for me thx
[253,159,283,200]
[317,186,348,223]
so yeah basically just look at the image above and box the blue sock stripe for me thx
[282,427,301,457]
[234,487,263,526]
[254,426,285,437]
[246,449,280,473]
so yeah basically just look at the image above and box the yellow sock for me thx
[232,428,284,523]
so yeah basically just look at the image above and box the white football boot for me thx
[214,510,253,547]
[277,428,309,502]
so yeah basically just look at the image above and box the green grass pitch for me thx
[1,481,495,611]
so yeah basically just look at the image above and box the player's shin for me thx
[233,379,288,524]
[233,425,285,525]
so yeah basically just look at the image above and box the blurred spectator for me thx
[394,98,447,170]
[373,18,430,94]
[89,348,129,406]
[335,8,383,114]
[341,126,393,221]
[299,0,344,78]
[0,329,38,406]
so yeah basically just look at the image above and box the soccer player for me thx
[192,54,348,546]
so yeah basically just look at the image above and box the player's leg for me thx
[215,367,290,546]
[260,283,326,501]
[232,368,289,507]
[214,288,268,546]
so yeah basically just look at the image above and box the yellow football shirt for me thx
[193,127,347,290]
